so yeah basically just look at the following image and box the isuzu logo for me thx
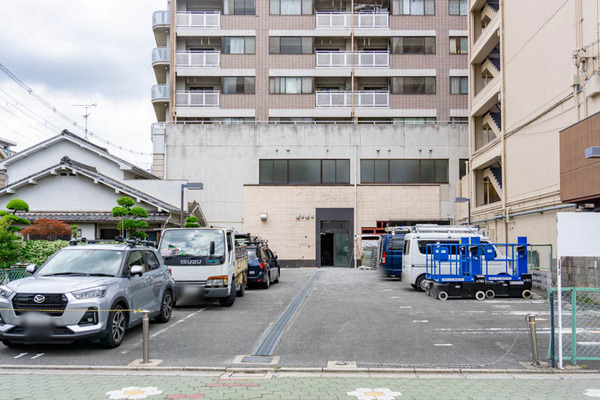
[33,295,45,304]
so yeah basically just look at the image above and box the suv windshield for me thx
[38,249,124,277]
[159,229,225,258]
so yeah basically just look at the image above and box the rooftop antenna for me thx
[71,103,97,139]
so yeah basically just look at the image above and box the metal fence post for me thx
[549,290,555,368]
[571,289,577,365]
[142,310,150,364]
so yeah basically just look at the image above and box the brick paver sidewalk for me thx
[0,370,599,400]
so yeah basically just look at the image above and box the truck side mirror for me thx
[210,241,215,256]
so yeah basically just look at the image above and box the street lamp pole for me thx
[455,197,471,225]
[180,182,204,227]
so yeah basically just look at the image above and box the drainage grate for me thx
[253,270,321,356]
[242,356,274,364]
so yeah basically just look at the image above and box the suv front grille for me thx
[12,294,68,316]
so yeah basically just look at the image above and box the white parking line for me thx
[149,308,204,339]
[31,353,44,359]
[413,320,428,323]
[13,353,27,359]
[433,344,453,347]
[398,306,412,309]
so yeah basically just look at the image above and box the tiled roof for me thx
[17,212,170,223]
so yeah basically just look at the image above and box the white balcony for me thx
[152,10,169,28]
[176,12,220,28]
[176,90,220,107]
[316,51,389,68]
[176,51,220,68]
[316,90,389,108]
[151,85,169,102]
[152,48,170,65]
[315,12,389,29]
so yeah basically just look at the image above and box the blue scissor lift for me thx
[425,236,533,301]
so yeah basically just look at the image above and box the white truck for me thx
[158,228,248,307]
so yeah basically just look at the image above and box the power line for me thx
[0,92,62,137]
[0,63,152,158]
[0,87,64,132]
[0,103,57,140]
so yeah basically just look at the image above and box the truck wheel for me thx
[219,283,237,307]
[262,272,270,289]
[475,291,486,301]
[522,289,533,299]
[437,291,448,301]
[237,273,246,297]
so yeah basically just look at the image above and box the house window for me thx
[259,159,350,184]
[449,0,467,15]
[459,159,468,178]
[269,77,313,94]
[391,77,436,94]
[223,0,256,15]
[270,0,312,15]
[270,37,313,54]
[223,37,255,54]
[393,117,436,125]
[449,37,468,54]
[361,159,449,184]
[222,77,255,94]
[391,37,436,54]
[392,0,435,15]
[450,77,468,94]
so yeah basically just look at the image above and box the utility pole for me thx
[71,103,97,138]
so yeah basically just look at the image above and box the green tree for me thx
[0,220,22,269]
[112,196,149,239]
[0,199,30,232]
[184,216,201,228]
[70,225,79,239]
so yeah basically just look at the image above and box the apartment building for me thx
[151,0,469,266]
[461,0,600,251]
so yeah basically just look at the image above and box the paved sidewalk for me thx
[0,370,599,400]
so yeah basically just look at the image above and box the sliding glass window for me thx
[270,0,312,15]
[361,159,449,183]
[259,159,350,184]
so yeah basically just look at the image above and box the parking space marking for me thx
[433,344,453,347]
[150,309,204,339]
[398,306,412,309]
[13,353,27,359]
[31,353,44,359]
[413,320,428,323]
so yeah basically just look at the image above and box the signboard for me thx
[557,212,600,257]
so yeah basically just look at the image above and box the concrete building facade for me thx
[462,0,600,253]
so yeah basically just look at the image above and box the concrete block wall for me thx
[559,257,600,288]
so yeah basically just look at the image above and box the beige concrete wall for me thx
[243,184,440,261]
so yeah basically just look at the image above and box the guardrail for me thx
[315,90,389,108]
[316,51,389,68]
[151,85,169,102]
[176,11,220,28]
[176,90,220,107]
[176,51,220,68]
[315,12,389,28]
[152,10,169,28]
[152,48,170,64]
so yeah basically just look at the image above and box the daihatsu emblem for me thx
[33,295,45,304]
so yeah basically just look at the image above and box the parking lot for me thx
[0,268,552,369]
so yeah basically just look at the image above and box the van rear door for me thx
[389,236,404,275]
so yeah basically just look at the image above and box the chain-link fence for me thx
[0,267,29,284]
[548,287,600,366]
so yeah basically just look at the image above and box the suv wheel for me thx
[262,271,270,289]
[273,268,280,283]
[101,305,126,348]
[219,280,237,307]
[155,290,173,323]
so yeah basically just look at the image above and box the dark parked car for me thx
[247,243,280,288]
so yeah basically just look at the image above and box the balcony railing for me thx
[176,90,220,107]
[315,12,389,29]
[152,11,169,28]
[316,90,389,107]
[176,51,220,68]
[176,11,220,28]
[316,51,389,68]
[152,48,170,64]
[151,85,169,101]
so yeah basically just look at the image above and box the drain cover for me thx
[242,356,274,364]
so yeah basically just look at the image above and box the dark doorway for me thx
[100,229,119,240]
[320,233,334,266]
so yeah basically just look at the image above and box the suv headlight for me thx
[72,286,107,300]
[0,286,13,299]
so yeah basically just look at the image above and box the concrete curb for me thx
[0,365,598,375]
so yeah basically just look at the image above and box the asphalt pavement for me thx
[0,268,559,369]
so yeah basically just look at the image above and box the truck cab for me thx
[158,228,248,307]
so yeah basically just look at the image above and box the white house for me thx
[0,130,204,241]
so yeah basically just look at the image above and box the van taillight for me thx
[382,252,386,264]
[259,262,265,269]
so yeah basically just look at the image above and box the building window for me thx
[449,0,467,15]
[449,37,468,54]
[450,77,468,94]
[222,77,255,94]
[222,117,255,124]
[270,0,312,15]
[392,0,435,15]
[223,0,256,15]
[391,37,436,54]
[270,37,313,54]
[393,117,436,124]
[361,159,449,184]
[391,77,436,94]
[269,77,313,94]
[450,117,468,124]
[223,37,255,54]
[459,159,468,178]
[259,159,350,184]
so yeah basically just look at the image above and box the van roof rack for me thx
[411,224,479,234]
[384,226,411,233]
[69,236,156,248]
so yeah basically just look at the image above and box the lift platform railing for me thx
[425,240,473,282]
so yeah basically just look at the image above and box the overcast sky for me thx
[0,0,166,168]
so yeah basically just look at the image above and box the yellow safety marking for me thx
[0,308,146,313]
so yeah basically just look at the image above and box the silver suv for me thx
[0,242,174,348]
